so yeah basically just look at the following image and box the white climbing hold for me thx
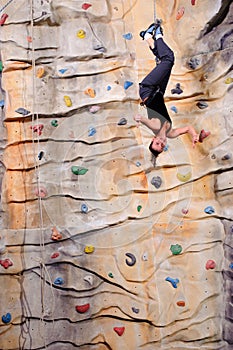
[84,275,94,286]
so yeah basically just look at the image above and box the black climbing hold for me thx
[125,253,136,266]
[196,101,208,109]
[118,117,127,126]
[38,151,44,160]
[132,307,139,314]
[187,57,200,70]
[151,176,162,189]
[171,83,183,95]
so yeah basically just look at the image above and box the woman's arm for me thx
[167,125,199,147]
[134,114,160,133]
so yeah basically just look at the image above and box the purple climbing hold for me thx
[2,313,11,324]
[132,307,139,314]
[124,81,133,90]
[125,253,136,266]
[221,154,231,160]
[15,107,30,115]
[123,33,133,40]
[151,176,162,189]
[118,117,127,126]
[88,127,96,136]
[89,105,100,113]
[165,277,179,288]
[204,206,215,215]
[171,83,183,95]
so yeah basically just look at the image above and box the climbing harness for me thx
[0,0,14,13]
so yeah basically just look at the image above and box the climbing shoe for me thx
[139,23,156,40]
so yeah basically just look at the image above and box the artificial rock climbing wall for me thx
[0,0,233,349]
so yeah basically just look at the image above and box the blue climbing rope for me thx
[0,0,14,13]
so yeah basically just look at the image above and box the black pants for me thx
[139,37,175,101]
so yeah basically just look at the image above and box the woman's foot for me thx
[139,19,163,40]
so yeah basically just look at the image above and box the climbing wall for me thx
[0,0,232,349]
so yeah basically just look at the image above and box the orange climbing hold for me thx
[177,300,186,307]
[176,7,185,20]
[36,67,45,78]
[85,88,96,98]
[51,227,62,241]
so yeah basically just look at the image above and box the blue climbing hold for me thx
[165,277,179,288]
[81,204,88,213]
[170,106,178,113]
[136,161,141,167]
[229,263,233,270]
[123,33,133,40]
[107,85,111,91]
[0,99,4,107]
[59,68,68,74]
[2,313,11,324]
[204,206,215,215]
[54,277,64,285]
[88,127,96,136]
[163,145,169,151]
[124,81,133,90]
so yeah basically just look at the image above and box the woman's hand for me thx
[134,114,143,127]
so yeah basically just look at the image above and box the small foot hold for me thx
[199,129,210,143]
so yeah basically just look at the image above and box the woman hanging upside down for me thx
[134,21,210,164]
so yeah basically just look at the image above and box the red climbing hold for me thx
[114,327,125,336]
[191,0,196,5]
[82,3,92,10]
[176,7,185,20]
[30,124,44,136]
[75,303,90,313]
[51,252,60,259]
[199,129,211,143]
[177,300,186,307]
[0,14,8,26]
[0,258,13,269]
[205,259,216,270]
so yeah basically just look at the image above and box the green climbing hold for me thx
[71,166,88,175]
[0,61,3,72]
[137,205,142,212]
[170,244,182,255]
[108,272,114,278]
[51,120,58,127]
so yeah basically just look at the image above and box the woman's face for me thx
[151,136,166,153]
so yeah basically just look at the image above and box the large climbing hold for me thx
[177,171,191,182]
[75,303,90,313]
[71,166,88,175]
[125,252,136,266]
[84,245,95,254]
[124,81,133,90]
[0,258,13,269]
[171,83,183,94]
[199,129,211,142]
[151,176,162,189]
[2,313,11,324]
[170,244,182,255]
[206,259,216,270]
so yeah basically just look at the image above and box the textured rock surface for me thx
[0,0,232,349]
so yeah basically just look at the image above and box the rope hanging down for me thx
[153,0,157,23]
[0,0,14,13]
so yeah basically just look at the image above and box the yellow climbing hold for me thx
[225,77,233,84]
[84,245,95,254]
[36,67,45,78]
[77,29,86,39]
[85,88,96,98]
[176,171,192,182]
[64,95,72,107]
